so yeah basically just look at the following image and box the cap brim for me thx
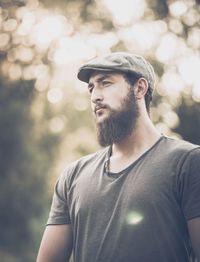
[77,67,116,83]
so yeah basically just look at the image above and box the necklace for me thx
[104,146,112,173]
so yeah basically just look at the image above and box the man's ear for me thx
[134,78,149,99]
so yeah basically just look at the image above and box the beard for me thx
[96,89,139,147]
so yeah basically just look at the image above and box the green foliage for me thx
[173,95,200,145]
[0,79,60,261]
[147,0,169,19]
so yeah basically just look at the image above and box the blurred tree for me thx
[0,78,61,261]
[147,0,169,19]
[173,95,200,144]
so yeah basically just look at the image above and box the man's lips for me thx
[94,105,107,114]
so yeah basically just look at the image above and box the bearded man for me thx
[37,52,200,262]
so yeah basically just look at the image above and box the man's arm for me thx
[36,224,73,262]
[188,217,200,261]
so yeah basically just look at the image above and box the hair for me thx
[122,72,152,114]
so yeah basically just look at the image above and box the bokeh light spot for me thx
[126,211,143,225]
[33,16,67,48]
[3,18,17,31]
[156,33,180,63]
[16,46,34,63]
[8,64,22,80]
[169,1,187,17]
[35,78,49,92]
[49,117,65,133]
[192,88,200,102]
[47,88,63,103]
[74,97,89,111]
[0,33,10,49]
[159,72,184,96]
[163,111,179,129]
[102,0,145,25]
[178,55,200,86]
[17,10,35,36]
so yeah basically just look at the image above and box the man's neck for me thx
[113,115,160,154]
[108,116,161,173]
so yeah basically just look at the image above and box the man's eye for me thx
[102,81,112,86]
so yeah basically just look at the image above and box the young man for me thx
[37,52,200,262]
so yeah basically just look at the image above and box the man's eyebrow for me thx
[96,75,112,82]
[88,74,112,88]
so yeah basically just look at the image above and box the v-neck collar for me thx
[105,135,164,176]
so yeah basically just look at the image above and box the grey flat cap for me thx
[77,52,155,93]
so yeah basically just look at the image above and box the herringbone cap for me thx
[77,52,155,93]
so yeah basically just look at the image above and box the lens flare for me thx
[126,211,143,225]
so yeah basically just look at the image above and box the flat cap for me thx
[77,52,155,93]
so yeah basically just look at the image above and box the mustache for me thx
[94,103,110,114]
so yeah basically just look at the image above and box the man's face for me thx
[88,72,132,123]
[88,72,139,146]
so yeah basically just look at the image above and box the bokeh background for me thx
[0,0,200,261]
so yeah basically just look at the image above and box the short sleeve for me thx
[47,169,71,225]
[178,147,200,221]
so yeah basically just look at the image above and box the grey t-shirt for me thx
[47,136,200,262]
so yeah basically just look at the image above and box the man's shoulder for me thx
[162,136,199,153]
[158,136,200,166]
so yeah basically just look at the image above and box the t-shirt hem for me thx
[46,222,71,226]
[185,213,200,221]
[46,218,71,225]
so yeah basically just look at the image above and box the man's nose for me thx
[91,87,103,104]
